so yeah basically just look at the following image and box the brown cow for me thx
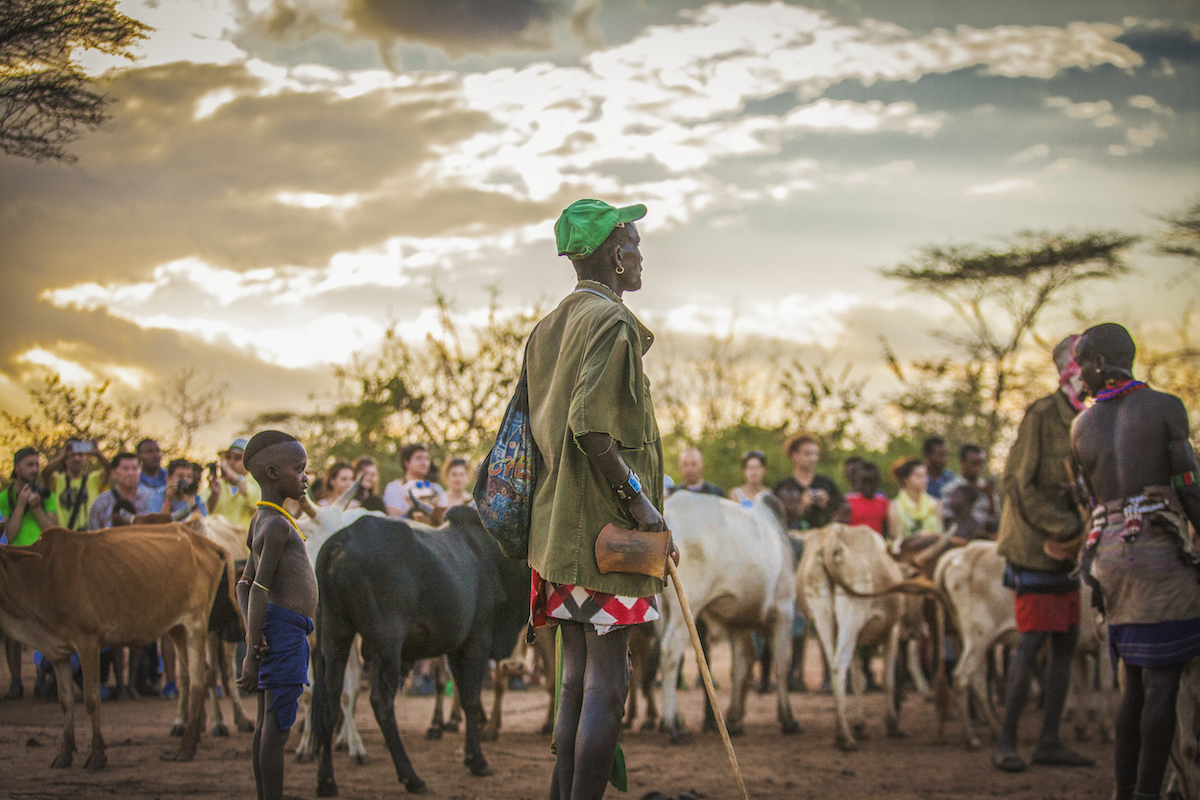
[0,525,232,768]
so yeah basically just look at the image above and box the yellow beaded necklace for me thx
[255,501,306,541]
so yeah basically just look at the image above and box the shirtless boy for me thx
[1071,323,1200,800]
[235,431,317,800]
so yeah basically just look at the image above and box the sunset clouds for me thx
[2,0,1197,446]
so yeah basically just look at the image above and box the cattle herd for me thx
[0,486,1197,798]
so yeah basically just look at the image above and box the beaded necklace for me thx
[1094,379,1147,403]
[255,501,306,541]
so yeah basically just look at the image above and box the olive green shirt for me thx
[996,390,1083,572]
[526,280,665,597]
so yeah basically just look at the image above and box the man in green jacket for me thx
[527,199,676,800]
[992,336,1094,773]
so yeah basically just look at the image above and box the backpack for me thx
[474,352,540,560]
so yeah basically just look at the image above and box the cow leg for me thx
[726,629,755,736]
[76,643,107,769]
[338,639,367,763]
[622,642,639,730]
[482,661,510,743]
[50,657,77,768]
[907,638,932,698]
[825,596,864,750]
[223,641,255,733]
[367,644,427,793]
[170,627,189,737]
[658,615,691,742]
[953,633,988,750]
[170,619,210,761]
[884,623,904,739]
[315,625,354,797]
[849,641,868,740]
[639,628,660,732]
[447,641,493,777]
[207,634,229,738]
[771,606,800,734]
[294,654,318,762]
[427,657,449,740]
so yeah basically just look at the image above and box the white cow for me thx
[798,523,948,750]
[291,487,386,763]
[932,539,1114,749]
[659,492,800,741]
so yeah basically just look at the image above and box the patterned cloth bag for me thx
[474,355,540,560]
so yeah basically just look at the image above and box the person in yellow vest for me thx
[207,438,261,528]
[42,438,111,531]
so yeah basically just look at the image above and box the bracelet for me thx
[612,470,643,502]
[1173,470,1198,489]
[251,580,269,592]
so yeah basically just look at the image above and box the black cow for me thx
[312,505,529,796]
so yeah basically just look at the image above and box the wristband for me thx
[1174,470,1198,489]
[613,470,643,502]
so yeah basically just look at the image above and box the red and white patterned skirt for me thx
[530,567,659,636]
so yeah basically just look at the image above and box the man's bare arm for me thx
[237,518,289,692]
[577,431,665,533]
[1165,396,1200,534]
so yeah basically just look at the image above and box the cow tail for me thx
[932,572,951,724]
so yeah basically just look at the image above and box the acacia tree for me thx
[880,229,1139,452]
[0,0,150,162]
[1155,194,1200,271]
[158,368,229,457]
[0,374,150,462]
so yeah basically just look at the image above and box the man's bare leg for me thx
[260,689,288,800]
[1128,662,1185,800]
[993,630,1046,771]
[252,691,265,800]
[571,626,631,800]
[550,623,588,800]
[1030,627,1093,766]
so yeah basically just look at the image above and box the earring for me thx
[615,266,625,275]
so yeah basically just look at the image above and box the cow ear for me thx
[0,547,42,563]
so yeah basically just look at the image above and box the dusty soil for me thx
[0,643,1116,800]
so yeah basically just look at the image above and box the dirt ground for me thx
[0,642,1116,800]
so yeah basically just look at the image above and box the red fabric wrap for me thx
[1015,590,1080,633]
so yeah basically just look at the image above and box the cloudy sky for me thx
[2,0,1198,456]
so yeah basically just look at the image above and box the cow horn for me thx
[335,476,362,512]
[298,493,320,519]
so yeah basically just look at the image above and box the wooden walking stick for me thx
[596,525,750,800]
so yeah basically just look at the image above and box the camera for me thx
[29,484,51,501]
[71,441,95,454]
[177,478,200,497]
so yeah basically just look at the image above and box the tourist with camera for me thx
[159,458,207,518]
[88,452,153,531]
[42,438,112,531]
[207,437,260,528]
[1,447,58,698]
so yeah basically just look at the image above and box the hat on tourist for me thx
[554,199,647,261]
[223,437,249,455]
[12,447,37,466]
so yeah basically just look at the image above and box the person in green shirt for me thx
[1,447,58,699]
[527,199,677,800]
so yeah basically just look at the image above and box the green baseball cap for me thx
[554,199,647,261]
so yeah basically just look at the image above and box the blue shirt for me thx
[166,494,208,517]
[926,467,956,500]
[140,468,168,513]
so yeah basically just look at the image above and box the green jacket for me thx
[996,390,1083,572]
[526,280,664,597]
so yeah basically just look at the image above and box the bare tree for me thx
[0,0,150,162]
[1154,194,1200,269]
[158,368,229,456]
[880,229,1139,450]
[0,373,150,461]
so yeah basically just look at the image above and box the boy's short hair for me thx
[949,482,979,506]
[960,443,985,461]
[922,436,946,456]
[856,461,879,479]
[244,430,300,471]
